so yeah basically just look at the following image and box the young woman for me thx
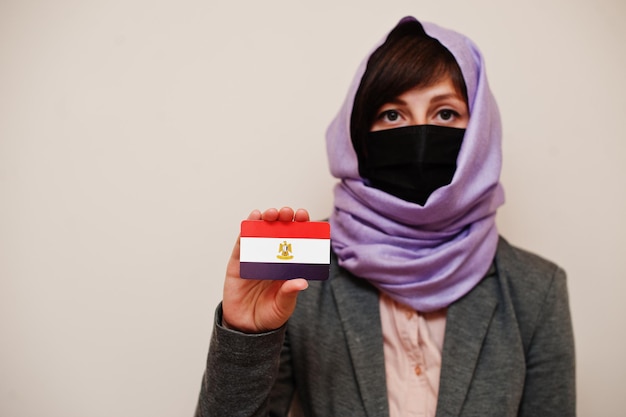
[196,17,576,417]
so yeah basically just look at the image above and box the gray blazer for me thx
[196,237,575,417]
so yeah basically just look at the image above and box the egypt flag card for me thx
[239,220,331,281]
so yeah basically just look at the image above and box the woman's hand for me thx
[221,207,310,333]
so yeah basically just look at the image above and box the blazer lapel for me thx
[330,266,389,417]
[436,272,499,417]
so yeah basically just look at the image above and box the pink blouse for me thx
[379,293,447,417]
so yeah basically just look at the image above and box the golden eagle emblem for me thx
[277,240,294,260]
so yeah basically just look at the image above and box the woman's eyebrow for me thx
[430,93,465,104]
[380,97,408,107]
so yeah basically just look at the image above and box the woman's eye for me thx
[382,110,400,121]
[438,109,456,121]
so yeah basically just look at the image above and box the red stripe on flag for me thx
[240,220,330,239]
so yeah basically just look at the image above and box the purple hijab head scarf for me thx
[327,17,505,312]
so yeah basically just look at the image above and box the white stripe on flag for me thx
[240,237,330,264]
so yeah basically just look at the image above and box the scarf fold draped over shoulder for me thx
[327,16,505,312]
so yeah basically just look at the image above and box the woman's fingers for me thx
[260,208,279,221]
[253,207,310,222]
[277,207,293,221]
[294,208,310,222]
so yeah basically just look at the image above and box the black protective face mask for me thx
[358,124,465,205]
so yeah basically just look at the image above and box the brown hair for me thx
[350,20,468,156]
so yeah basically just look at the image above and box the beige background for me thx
[1,1,624,416]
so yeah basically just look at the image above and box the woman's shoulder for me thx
[491,236,569,341]
[496,235,566,291]
[495,236,563,280]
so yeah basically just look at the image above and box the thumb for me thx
[274,279,308,317]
